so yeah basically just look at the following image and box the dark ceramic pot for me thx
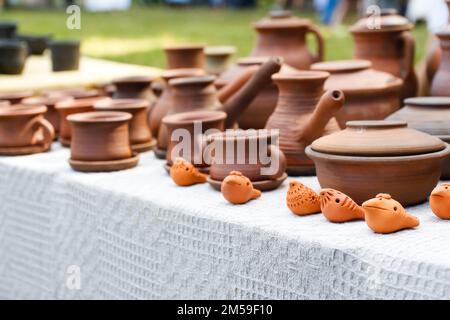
[0,40,28,75]
[49,40,80,72]
[17,34,52,56]
[0,21,17,38]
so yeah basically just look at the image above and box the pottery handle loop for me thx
[399,31,415,81]
[307,25,324,63]
[36,118,55,146]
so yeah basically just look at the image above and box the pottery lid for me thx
[207,129,278,142]
[67,111,131,123]
[350,10,413,33]
[94,99,150,110]
[0,104,47,117]
[254,11,311,29]
[311,120,446,156]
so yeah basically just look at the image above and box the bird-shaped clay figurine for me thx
[286,180,321,216]
[221,171,261,204]
[170,158,207,186]
[430,183,450,219]
[362,193,420,234]
[319,188,365,223]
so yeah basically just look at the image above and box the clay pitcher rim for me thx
[94,99,150,111]
[0,104,47,117]
[272,70,330,81]
[67,111,132,124]
[162,110,227,126]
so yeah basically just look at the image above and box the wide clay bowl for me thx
[0,91,34,105]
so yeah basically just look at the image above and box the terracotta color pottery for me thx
[69,154,139,173]
[164,44,205,69]
[221,171,262,204]
[49,40,80,72]
[94,99,155,153]
[43,87,100,100]
[112,76,156,106]
[286,180,321,216]
[0,105,55,155]
[0,91,34,105]
[430,30,450,96]
[251,11,324,70]
[169,158,208,186]
[205,46,235,75]
[350,10,417,99]
[362,194,420,234]
[17,33,52,56]
[306,120,450,206]
[0,101,10,108]
[430,183,450,220]
[55,97,111,146]
[319,188,365,223]
[311,60,403,127]
[0,40,28,75]
[0,21,17,38]
[22,95,74,136]
[265,71,344,175]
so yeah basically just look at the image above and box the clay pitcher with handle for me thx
[265,71,344,175]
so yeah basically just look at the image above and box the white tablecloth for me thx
[0,143,449,300]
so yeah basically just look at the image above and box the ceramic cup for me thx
[49,40,81,72]
[0,40,28,75]
[0,91,34,105]
[68,111,133,162]
[0,21,17,39]
[0,105,54,148]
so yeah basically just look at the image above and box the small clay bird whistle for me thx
[320,188,365,222]
[362,193,420,234]
[221,171,261,204]
[170,158,207,186]
[430,183,450,219]
[287,181,321,216]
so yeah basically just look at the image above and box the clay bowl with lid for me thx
[305,120,450,206]
[311,60,403,127]
[0,91,34,105]
[94,99,155,152]
[55,96,111,147]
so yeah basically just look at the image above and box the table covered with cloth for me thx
[0,144,449,300]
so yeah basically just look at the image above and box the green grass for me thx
[1,5,428,68]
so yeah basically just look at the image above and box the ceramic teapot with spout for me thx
[265,71,344,175]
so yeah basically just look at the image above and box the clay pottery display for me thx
[350,10,417,99]
[286,181,321,216]
[0,21,17,38]
[319,188,365,223]
[205,46,235,75]
[112,76,156,104]
[362,194,420,234]
[306,120,450,206]
[0,91,33,105]
[0,40,28,75]
[49,40,80,72]
[94,99,154,152]
[164,44,205,69]
[251,11,324,70]
[170,158,208,186]
[387,97,450,179]
[430,30,450,96]
[0,105,54,155]
[43,87,100,100]
[17,33,52,56]
[311,60,403,127]
[430,184,450,220]
[265,71,345,175]
[0,101,10,108]
[55,97,111,146]
[221,171,262,204]
[22,95,74,136]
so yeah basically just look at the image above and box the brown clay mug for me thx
[68,111,133,162]
[0,105,54,148]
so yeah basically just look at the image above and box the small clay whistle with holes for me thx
[430,183,450,219]
[170,158,207,186]
[320,188,365,222]
[287,181,321,216]
[362,193,420,234]
[221,171,261,204]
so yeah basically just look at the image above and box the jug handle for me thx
[307,25,324,63]
[34,118,55,146]
[399,31,415,81]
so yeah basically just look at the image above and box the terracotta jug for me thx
[265,71,344,175]
[430,30,450,96]
[350,10,417,100]
[251,11,324,70]
[164,44,205,69]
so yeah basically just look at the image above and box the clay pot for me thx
[162,110,227,169]
[164,44,205,69]
[94,99,153,150]
[49,40,80,72]
[221,171,262,204]
[265,71,345,175]
[0,91,33,105]
[68,111,132,161]
[205,46,235,75]
[306,120,450,206]
[430,30,450,96]
[207,129,286,182]
[22,95,74,135]
[112,76,156,103]
[251,11,324,70]
[0,105,54,148]
[43,87,100,100]
[350,10,417,99]
[55,97,111,146]
[0,21,17,38]
[311,60,403,127]
[17,34,52,56]
[0,40,28,75]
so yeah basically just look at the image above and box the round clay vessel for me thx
[251,11,324,70]
[306,121,450,206]
[43,87,100,100]
[350,10,417,99]
[286,180,321,216]
[55,97,111,146]
[319,188,365,223]
[311,60,403,127]
[430,30,450,96]
[17,33,52,56]
[170,158,208,187]
[49,40,80,72]
[221,171,261,204]
[68,111,132,161]
[430,184,450,220]
[112,76,156,104]
[164,44,205,69]
[0,104,54,148]
[0,21,17,38]
[205,46,235,75]
[0,91,33,105]
[0,40,28,75]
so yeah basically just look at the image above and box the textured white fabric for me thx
[0,143,449,300]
